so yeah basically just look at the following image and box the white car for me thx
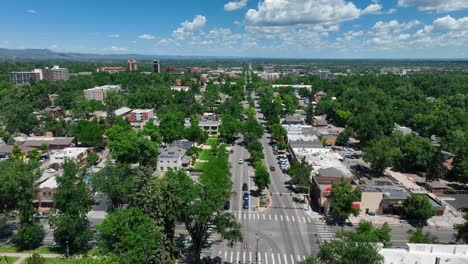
[238,159,244,164]
[45,168,56,173]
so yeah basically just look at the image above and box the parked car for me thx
[243,200,249,209]
[270,166,275,171]
[242,183,248,191]
[238,159,244,164]
[243,192,249,201]
[45,168,56,173]
[224,200,230,210]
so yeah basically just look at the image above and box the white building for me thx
[171,86,190,92]
[49,147,89,165]
[381,243,468,264]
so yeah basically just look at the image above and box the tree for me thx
[86,152,99,166]
[15,223,44,250]
[331,179,361,221]
[97,208,168,263]
[219,114,240,142]
[299,257,318,264]
[242,118,264,142]
[26,253,45,264]
[158,112,185,143]
[51,161,92,253]
[318,239,384,264]
[142,121,162,143]
[288,158,312,192]
[363,137,401,176]
[338,221,392,247]
[244,107,256,119]
[71,120,104,147]
[397,134,435,172]
[28,148,42,161]
[92,163,134,211]
[336,128,353,146]
[403,194,436,225]
[270,123,287,143]
[454,213,468,243]
[408,227,431,243]
[246,140,264,162]
[185,115,208,144]
[203,84,220,111]
[305,104,315,125]
[254,164,270,192]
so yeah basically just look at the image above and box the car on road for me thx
[224,200,230,210]
[238,159,244,164]
[45,168,56,173]
[243,192,249,200]
[243,200,249,209]
[230,149,234,153]
[242,183,248,191]
[270,166,275,171]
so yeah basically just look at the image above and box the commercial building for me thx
[100,67,125,74]
[9,70,42,84]
[43,65,69,82]
[83,85,121,102]
[128,59,138,71]
[49,147,89,165]
[316,69,330,80]
[152,60,161,73]
[36,176,57,209]
[272,84,312,92]
[199,113,221,136]
[380,243,468,264]
[114,107,132,117]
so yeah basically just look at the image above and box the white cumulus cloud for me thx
[107,34,120,38]
[245,0,363,26]
[362,4,382,15]
[138,34,155,40]
[110,46,128,52]
[224,0,248,11]
[173,15,207,39]
[27,10,37,14]
[397,0,468,12]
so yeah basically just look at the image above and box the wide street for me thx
[203,89,320,263]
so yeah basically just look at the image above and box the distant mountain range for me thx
[0,48,241,61]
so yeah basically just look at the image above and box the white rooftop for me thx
[292,147,348,175]
[381,244,468,264]
[39,176,57,189]
[114,107,132,116]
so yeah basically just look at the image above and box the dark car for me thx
[243,192,249,200]
[270,166,275,171]
[224,200,230,210]
[243,200,249,209]
[242,183,248,191]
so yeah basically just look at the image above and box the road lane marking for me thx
[286,215,289,222]
[243,251,245,263]
[280,215,284,221]
[275,215,278,221]
[237,251,240,263]
[265,252,268,264]
[277,253,282,264]
[230,251,233,263]
[290,254,294,264]
[292,216,295,222]
[269,214,272,220]
[283,254,288,264]
[272,253,275,264]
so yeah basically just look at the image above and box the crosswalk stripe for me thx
[286,215,289,222]
[263,214,266,220]
[257,214,260,220]
[243,251,245,263]
[292,216,295,222]
[259,252,262,263]
[269,214,272,220]
[265,252,268,264]
[307,218,311,223]
[275,215,278,221]
[272,253,276,264]
[283,253,288,264]
[237,251,240,263]
[303,217,306,223]
[224,251,227,260]
[278,253,282,264]
[297,255,301,261]
[230,251,233,263]
[250,251,252,263]
[290,254,294,264]
[280,215,283,221]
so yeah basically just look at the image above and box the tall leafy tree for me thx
[254,164,270,192]
[51,161,92,254]
[403,194,436,225]
[185,115,208,144]
[92,163,134,211]
[331,179,361,221]
[158,112,186,143]
[338,221,392,247]
[455,213,468,243]
[408,227,432,243]
[71,120,104,147]
[363,137,401,176]
[219,114,241,142]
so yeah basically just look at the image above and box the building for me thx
[272,84,312,92]
[316,69,330,80]
[20,136,74,150]
[49,147,89,165]
[199,113,221,136]
[114,107,132,117]
[283,115,305,125]
[128,59,138,71]
[157,146,191,172]
[425,181,448,194]
[127,109,154,122]
[100,67,125,74]
[152,60,161,73]
[44,106,64,117]
[83,85,121,102]
[380,243,468,264]
[166,66,184,74]
[43,65,69,82]
[171,86,190,92]
[36,176,57,209]
[9,70,42,84]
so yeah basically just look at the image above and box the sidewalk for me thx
[0,253,65,264]
[349,214,403,226]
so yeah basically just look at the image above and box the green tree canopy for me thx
[331,179,361,221]
[403,194,436,225]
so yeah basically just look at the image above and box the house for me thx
[36,176,57,209]
[21,137,75,150]
[199,113,220,136]
[425,181,448,194]
[127,109,154,123]
[0,144,32,159]
[315,91,327,102]
[44,106,64,117]
[169,140,194,150]
[313,118,328,127]
[49,147,89,165]
[157,146,191,172]
[283,115,305,125]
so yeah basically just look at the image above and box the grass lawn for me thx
[0,246,57,254]
[44,258,73,263]
[195,162,208,170]
[206,137,219,146]
[198,149,214,161]
[0,256,19,263]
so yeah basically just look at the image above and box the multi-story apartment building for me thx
[100,67,125,74]
[9,69,42,84]
[152,60,161,73]
[43,65,70,82]
[199,113,221,136]
[127,109,154,122]
[128,59,138,71]
[83,85,121,102]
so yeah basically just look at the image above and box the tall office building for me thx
[152,60,161,73]
[128,59,138,71]
[43,65,69,82]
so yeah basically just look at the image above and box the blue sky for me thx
[1,0,467,58]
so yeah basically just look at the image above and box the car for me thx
[243,192,249,201]
[270,166,275,171]
[230,149,234,153]
[243,200,249,209]
[242,183,248,191]
[33,212,48,219]
[224,200,230,210]
[238,159,244,164]
[45,168,56,173]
